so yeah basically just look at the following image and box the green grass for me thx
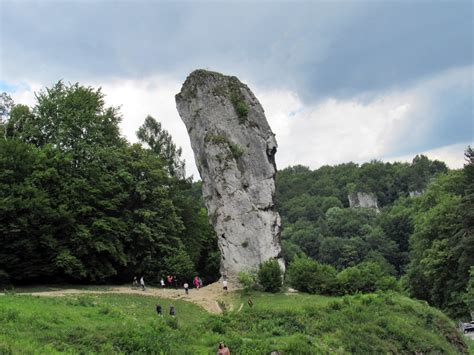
[0,293,207,354]
[467,337,474,355]
[0,290,468,354]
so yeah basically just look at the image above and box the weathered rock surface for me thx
[348,192,380,212]
[409,190,424,198]
[175,70,284,275]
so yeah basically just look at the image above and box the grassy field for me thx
[0,288,469,354]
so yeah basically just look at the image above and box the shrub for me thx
[228,143,245,159]
[235,101,249,119]
[287,256,338,295]
[238,271,258,293]
[164,249,196,281]
[257,259,282,293]
[337,262,397,294]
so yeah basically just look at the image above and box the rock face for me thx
[409,190,423,198]
[175,70,284,276]
[348,192,380,212]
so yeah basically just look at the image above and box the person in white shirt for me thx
[140,276,146,291]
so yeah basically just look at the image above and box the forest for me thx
[0,82,472,319]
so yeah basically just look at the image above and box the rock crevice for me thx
[176,70,284,275]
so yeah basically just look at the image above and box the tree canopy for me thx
[0,83,219,285]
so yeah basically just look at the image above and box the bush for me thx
[337,262,397,294]
[257,259,282,293]
[238,271,258,293]
[163,249,196,281]
[287,256,338,295]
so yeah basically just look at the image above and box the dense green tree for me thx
[337,262,397,294]
[406,162,472,317]
[325,207,376,238]
[257,259,283,293]
[0,92,14,139]
[0,82,219,285]
[466,267,474,312]
[137,115,185,179]
[287,256,338,294]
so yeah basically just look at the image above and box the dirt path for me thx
[2,282,239,314]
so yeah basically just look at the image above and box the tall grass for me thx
[0,291,468,354]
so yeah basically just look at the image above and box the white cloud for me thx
[7,67,470,179]
[96,76,200,178]
[386,142,469,169]
[9,82,42,107]
[255,85,418,169]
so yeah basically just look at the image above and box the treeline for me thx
[1,82,472,318]
[0,83,220,286]
[277,153,474,317]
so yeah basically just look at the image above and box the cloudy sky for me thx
[1,0,472,178]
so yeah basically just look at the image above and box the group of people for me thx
[133,274,206,294]
[133,273,230,295]
[158,275,204,293]
[132,276,146,291]
[155,303,176,317]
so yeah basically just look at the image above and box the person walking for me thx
[140,276,146,291]
[184,282,189,295]
[193,276,200,289]
[160,278,165,288]
[223,279,228,293]
[199,277,203,288]
[132,276,138,289]
[173,276,178,290]
[167,275,173,288]
[169,304,176,317]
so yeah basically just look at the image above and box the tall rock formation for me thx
[175,70,284,276]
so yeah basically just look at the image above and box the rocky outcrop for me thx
[348,192,380,212]
[175,70,284,276]
[409,190,424,198]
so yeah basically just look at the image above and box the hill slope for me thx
[0,286,468,354]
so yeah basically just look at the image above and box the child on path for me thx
[193,276,200,289]
[184,282,189,295]
[140,276,146,291]
[223,279,228,293]
[160,278,165,288]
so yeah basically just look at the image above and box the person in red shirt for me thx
[217,342,230,355]
[193,276,200,289]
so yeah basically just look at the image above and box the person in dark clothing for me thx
[173,276,178,289]
[169,304,176,317]
[156,304,162,316]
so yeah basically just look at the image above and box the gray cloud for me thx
[2,1,471,99]
[1,0,472,169]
